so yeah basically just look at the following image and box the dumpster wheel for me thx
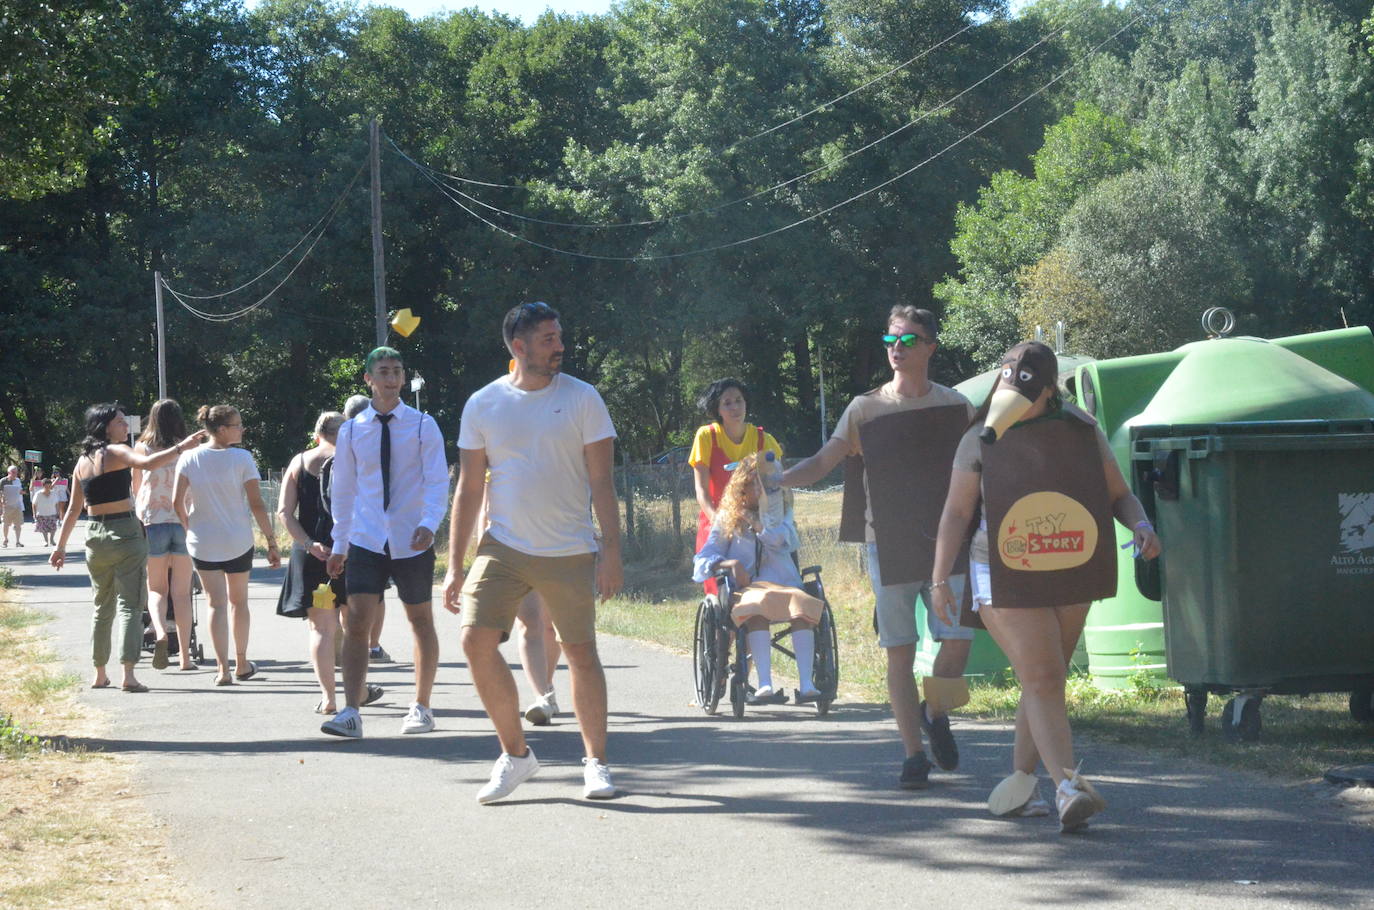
[1351,687,1374,725]
[1221,696,1262,743]
[1184,687,1208,736]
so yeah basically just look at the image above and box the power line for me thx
[163,160,366,322]
[406,16,1142,263]
[395,6,1085,232]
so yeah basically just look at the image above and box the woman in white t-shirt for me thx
[31,479,59,545]
[174,404,280,686]
[132,399,197,671]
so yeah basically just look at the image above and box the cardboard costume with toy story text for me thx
[980,407,1116,609]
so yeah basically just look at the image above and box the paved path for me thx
[5,527,1374,909]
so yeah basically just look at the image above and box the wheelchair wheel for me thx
[730,625,748,718]
[693,598,722,715]
[812,604,840,716]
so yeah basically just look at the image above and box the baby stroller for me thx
[693,562,840,718]
[141,569,205,663]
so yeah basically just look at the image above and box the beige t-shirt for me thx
[831,382,973,542]
[952,417,1115,563]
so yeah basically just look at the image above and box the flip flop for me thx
[315,699,337,715]
[234,660,258,681]
[122,682,149,693]
[215,676,234,687]
[362,684,384,706]
[91,681,111,689]
[152,637,169,670]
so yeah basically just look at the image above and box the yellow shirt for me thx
[688,423,783,468]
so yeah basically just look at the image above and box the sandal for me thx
[362,684,384,706]
[152,637,169,670]
[215,675,234,687]
[315,699,337,715]
[122,682,149,693]
[234,660,259,681]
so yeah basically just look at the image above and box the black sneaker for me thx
[900,753,932,790]
[920,700,959,771]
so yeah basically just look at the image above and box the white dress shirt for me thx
[329,401,449,559]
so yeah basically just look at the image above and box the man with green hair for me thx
[322,346,449,740]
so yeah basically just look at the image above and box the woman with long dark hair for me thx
[688,379,783,594]
[132,399,197,670]
[174,404,280,686]
[50,403,203,691]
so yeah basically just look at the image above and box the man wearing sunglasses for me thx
[783,305,974,790]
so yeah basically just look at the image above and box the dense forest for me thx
[3,0,1372,470]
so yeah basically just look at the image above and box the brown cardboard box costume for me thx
[835,391,980,628]
[979,342,1116,609]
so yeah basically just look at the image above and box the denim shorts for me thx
[145,522,188,558]
[866,542,974,648]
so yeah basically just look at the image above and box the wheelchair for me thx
[693,564,839,718]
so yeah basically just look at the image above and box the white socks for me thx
[792,628,816,692]
[747,630,773,689]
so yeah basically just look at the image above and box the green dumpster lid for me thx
[1126,337,1374,428]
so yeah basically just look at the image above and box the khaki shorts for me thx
[460,535,597,644]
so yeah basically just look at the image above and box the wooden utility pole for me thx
[370,117,387,346]
[154,271,167,399]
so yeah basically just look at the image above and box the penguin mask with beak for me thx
[980,341,1058,444]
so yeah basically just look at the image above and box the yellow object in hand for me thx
[391,308,421,338]
[312,582,337,610]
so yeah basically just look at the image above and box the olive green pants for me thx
[86,516,148,667]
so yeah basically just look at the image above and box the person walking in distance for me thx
[2,465,24,547]
[783,305,976,790]
[442,301,623,803]
[321,347,448,739]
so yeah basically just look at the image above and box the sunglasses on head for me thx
[881,332,932,347]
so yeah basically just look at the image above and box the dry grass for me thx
[0,590,182,909]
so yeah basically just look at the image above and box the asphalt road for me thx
[5,526,1374,909]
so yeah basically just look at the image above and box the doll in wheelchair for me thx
[691,451,838,717]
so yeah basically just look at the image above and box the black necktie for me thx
[377,413,393,511]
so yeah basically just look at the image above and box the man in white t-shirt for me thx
[1,465,24,547]
[783,305,975,791]
[442,301,623,803]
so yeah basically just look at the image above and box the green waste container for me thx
[1132,419,1374,739]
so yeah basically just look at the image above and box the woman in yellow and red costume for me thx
[930,341,1161,833]
[688,379,783,594]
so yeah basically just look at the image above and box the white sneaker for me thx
[321,706,362,739]
[1057,767,1107,833]
[523,692,557,726]
[400,702,434,734]
[582,757,617,800]
[476,749,539,804]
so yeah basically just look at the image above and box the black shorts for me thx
[344,544,435,605]
[192,547,254,574]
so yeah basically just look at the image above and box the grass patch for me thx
[0,566,16,588]
[0,589,181,908]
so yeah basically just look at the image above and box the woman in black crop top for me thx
[51,403,203,691]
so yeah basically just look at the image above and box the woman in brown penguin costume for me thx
[929,341,1161,832]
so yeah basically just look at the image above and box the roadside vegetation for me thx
[0,573,180,909]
